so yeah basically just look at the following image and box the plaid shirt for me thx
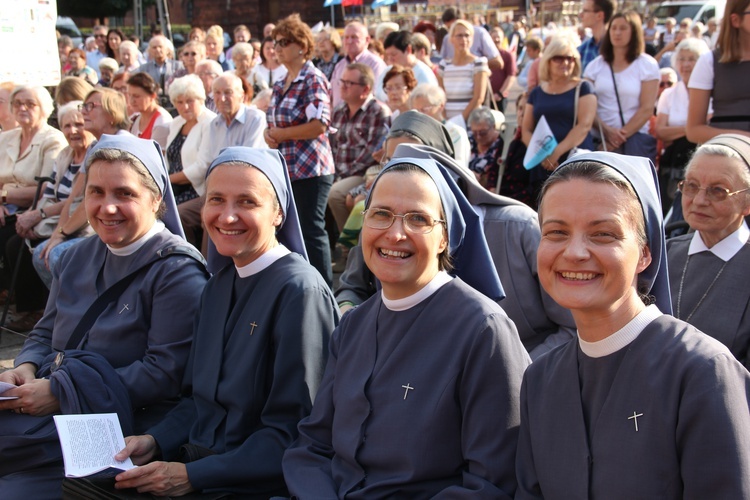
[329,96,391,178]
[578,37,601,73]
[268,61,335,181]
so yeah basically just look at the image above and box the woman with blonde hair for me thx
[312,27,342,82]
[438,20,490,123]
[205,25,230,71]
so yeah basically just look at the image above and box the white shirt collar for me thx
[107,221,165,256]
[236,244,290,278]
[382,271,453,311]
[578,304,662,358]
[688,221,749,261]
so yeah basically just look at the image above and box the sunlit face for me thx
[579,0,599,28]
[384,74,410,110]
[232,51,254,73]
[127,84,156,113]
[149,37,167,64]
[68,53,86,71]
[181,45,204,73]
[108,32,122,52]
[234,29,249,44]
[682,155,750,245]
[384,46,408,66]
[608,17,633,48]
[197,65,219,95]
[205,36,221,59]
[549,52,576,80]
[85,160,161,249]
[362,170,448,300]
[490,28,504,48]
[451,25,473,53]
[100,67,114,83]
[172,94,202,123]
[213,76,243,120]
[470,120,499,149]
[94,28,108,52]
[316,34,335,59]
[120,47,137,68]
[343,25,368,57]
[203,164,283,267]
[58,44,72,65]
[675,49,698,83]
[11,89,43,128]
[411,95,443,121]
[61,111,87,151]
[262,40,276,65]
[0,88,14,125]
[537,178,650,319]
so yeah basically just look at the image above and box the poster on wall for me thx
[0,0,60,86]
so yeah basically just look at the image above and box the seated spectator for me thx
[57,35,74,74]
[312,27,343,82]
[411,32,437,75]
[499,92,534,207]
[374,30,438,102]
[136,34,183,99]
[195,59,223,113]
[205,25,230,71]
[382,64,416,118]
[127,72,172,141]
[468,106,505,191]
[164,75,216,206]
[65,48,99,86]
[249,37,287,96]
[117,40,142,74]
[98,57,119,87]
[109,147,338,498]
[230,41,256,85]
[0,135,208,497]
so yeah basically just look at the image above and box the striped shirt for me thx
[43,162,80,201]
[439,57,490,120]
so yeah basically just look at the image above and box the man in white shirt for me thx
[87,25,109,78]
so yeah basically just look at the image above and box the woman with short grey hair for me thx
[468,106,504,190]
[165,74,216,208]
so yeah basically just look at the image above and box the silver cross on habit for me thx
[250,322,258,335]
[119,304,130,314]
[401,383,414,400]
[628,411,644,432]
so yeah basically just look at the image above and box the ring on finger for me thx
[19,407,25,414]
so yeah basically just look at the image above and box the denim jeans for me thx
[291,174,334,287]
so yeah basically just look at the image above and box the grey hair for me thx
[99,57,119,72]
[231,42,254,59]
[11,85,54,120]
[467,106,496,129]
[213,72,243,94]
[687,144,750,188]
[168,74,206,103]
[671,38,709,72]
[85,148,165,217]
[409,83,446,107]
[659,67,677,82]
[57,100,83,125]
[119,40,139,55]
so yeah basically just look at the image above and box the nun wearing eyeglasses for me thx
[516,151,750,499]
[667,134,750,369]
[283,156,530,498]
[112,147,339,497]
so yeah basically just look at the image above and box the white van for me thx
[651,0,725,25]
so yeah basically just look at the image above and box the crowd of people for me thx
[0,0,748,496]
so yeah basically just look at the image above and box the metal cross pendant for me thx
[119,304,130,314]
[401,383,414,400]
[628,411,644,432]
[250,322,258,335]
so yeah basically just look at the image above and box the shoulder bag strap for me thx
[609,64,626,127]
[573,81,582,127]
[64,244,206,350]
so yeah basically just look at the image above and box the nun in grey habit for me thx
[516,152,750,499]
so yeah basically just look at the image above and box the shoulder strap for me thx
[573,81,582,127]
[64,244,206,350]
[609,64,626,127]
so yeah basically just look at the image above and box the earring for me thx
[298,50,303,55]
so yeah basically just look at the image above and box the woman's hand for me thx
[16,210,42,239]
[264,128,280,149]
[0,363,37,386]
[115,461,194,496]
[601,123,627,150]
[115,435,160,465]
[40,231,65,269]
[0,204,10,227]
[0,378,60,416]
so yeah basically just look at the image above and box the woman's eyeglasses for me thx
[362,208,445,234]
[384,85,408,93]
[660,81,674,88]
[550,55,576,64]
[273,38,292,48]
[678,180,750,202]
[78,102,102,113]
[11,100,38,110]
[339,79,365,88]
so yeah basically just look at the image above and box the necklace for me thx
[676,254,728,322]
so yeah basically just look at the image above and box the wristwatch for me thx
[58,226,70,238]
[39,208,47,219]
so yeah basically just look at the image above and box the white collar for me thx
[107,221,165,256]
[688,221,749,261]
[236,244,290,278]
[578,304,662,358]
[382,271,453,311]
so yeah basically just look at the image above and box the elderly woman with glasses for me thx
[0,85,66,326]
[284,151,529,497]
[668,134,750,369]
[382,64,416,118]
[468,106,506,191]
[264,14,335,285]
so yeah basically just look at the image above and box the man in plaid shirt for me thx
[328,63,391,232]
[578,0,617,71]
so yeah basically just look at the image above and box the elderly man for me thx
[178,72,266,249]
[136,35,184,97]
[195,59,223,113]
[374,30,438,102]
[86,25,109,78]
[578,0,618,70]
[329,22,387,108]
[439,8,504,71]
[328,63,390,234]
